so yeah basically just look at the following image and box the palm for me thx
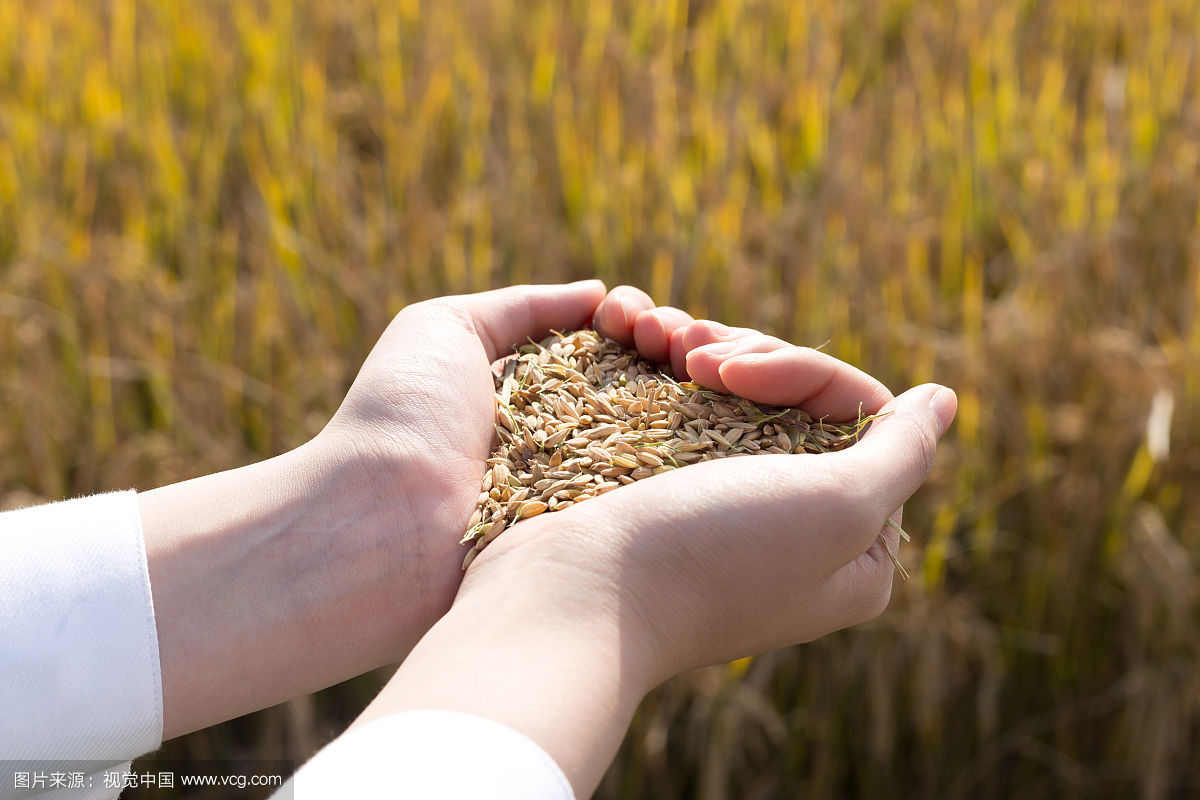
[332,307,513,574]
[315,284,608,620]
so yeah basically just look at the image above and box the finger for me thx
[632,307,695,364]
[593,286,655,346]
[675,320,759,390]
[684,335,790,392]
[678,319,755,352]
[668,327,690,379]
[715,347,894,420]
[442,280,608,361]
[831,384,956,523]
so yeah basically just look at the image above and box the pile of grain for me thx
[461,329,906,575]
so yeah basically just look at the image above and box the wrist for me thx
[304,425,469,636]
[469,510,667,692]
[141,437,455,739]
[356,523,657,797]
[473,505,690,688]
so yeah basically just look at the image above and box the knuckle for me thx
[399,297,457,326]
[902,417,940,478]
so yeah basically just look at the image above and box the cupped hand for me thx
[462,319,956,686]
[311,281,614,620]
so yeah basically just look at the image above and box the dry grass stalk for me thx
[462,330,908,577]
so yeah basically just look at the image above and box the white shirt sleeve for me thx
[278,710,575,799]
[0,491,163,800]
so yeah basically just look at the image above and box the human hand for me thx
[309,280,613,626]
[466,325,953,682]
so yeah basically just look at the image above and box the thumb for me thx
[834,383,957,520]
[439,280,608,361]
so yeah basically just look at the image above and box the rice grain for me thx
[460,330,908,578]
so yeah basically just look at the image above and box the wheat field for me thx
[1,0,1197,797]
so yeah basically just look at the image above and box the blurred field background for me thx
[1,0,1198,797]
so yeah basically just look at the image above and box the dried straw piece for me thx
[461,330,909,577]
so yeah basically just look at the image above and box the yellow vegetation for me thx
[1,1,1197,796]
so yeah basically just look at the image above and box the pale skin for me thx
[138,281,956,797]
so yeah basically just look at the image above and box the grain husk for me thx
[461,329,908,578]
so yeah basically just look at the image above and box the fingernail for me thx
[928,387,957,437]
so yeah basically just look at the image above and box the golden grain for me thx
[459,330,904,575]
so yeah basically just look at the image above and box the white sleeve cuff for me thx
[280,710,575,799]
[0,491,163,768]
